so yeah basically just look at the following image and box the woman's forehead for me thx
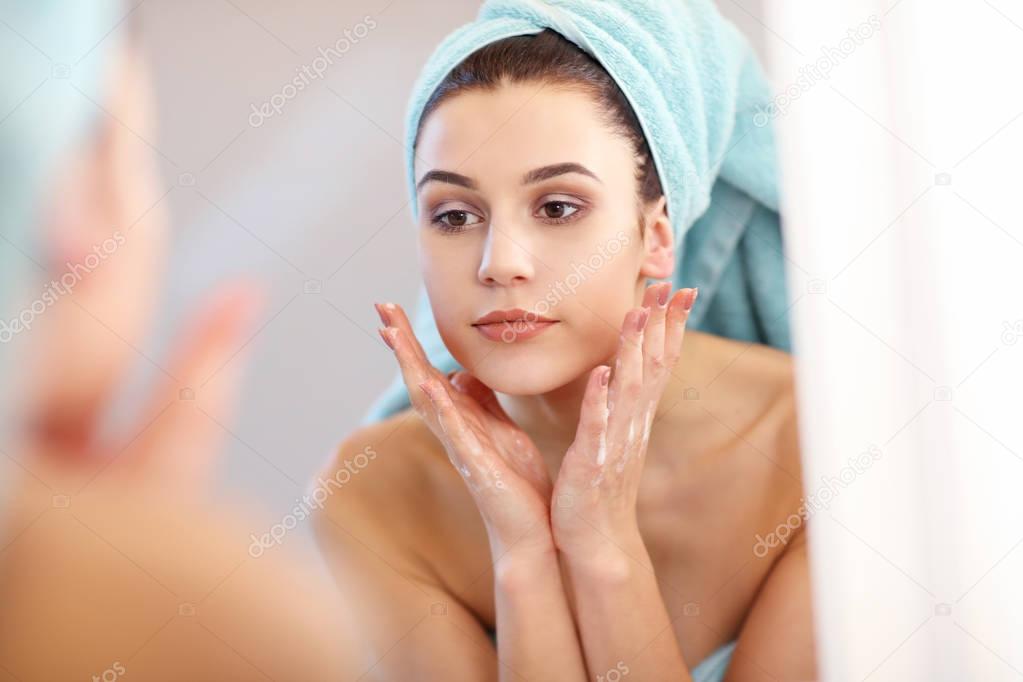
[415,84,634,186]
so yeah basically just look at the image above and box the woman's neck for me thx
[495,330,713,477]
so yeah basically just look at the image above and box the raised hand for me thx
[376,302,555,557]
[550,282,696,563]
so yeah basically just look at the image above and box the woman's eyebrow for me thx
[416,162,601,194]
[416,170,477,193]
[522,162,601,185]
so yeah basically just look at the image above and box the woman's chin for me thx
[444,327,612,396]
[461,352,590,397]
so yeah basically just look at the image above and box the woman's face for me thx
[414,82,672,396]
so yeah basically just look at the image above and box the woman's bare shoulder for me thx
[683,330,802,481]
[314,408,446,519]
[688,329,794,388]
[311,407,480,566]
[682,330,796,428]
[308,410,502,678]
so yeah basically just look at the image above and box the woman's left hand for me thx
[376,303,557,561]
[550,282,696,566]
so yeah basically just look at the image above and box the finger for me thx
[606,307,648,455]
[376,302,431,369]
[377,301,453,419]
[566,365,611,473]
[419,379,506,492]
[623,398,658,494]
[663,288,697,372]
[642,282,671,383]
[126,282,263,493]
[450,371,511,423]
[450,370,554,497]
[383,326,439,425]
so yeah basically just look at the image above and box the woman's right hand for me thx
[376,302,555,560]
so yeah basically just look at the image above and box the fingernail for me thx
[378,327,395,350]
[635,308,650,332]
[375,303,392,326]
[600,366,611,386]
[684,288,698,312]
[449,370,464,391]
[657,285,669,307]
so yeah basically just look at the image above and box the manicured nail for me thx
[449,370,467,392]
[635,308,650,332]
[375,302,392,326]
[600,366,611,386]
[684,288,698,312]
[378,327,395,350]
[657,285,669,307]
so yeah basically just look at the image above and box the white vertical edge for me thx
[761,1,937,680]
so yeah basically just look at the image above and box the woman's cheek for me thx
[436,322,472,369]
[560,247,636,323]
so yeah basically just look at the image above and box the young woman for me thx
[314,28,816,682]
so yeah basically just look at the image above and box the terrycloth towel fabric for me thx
[363,0,790,425]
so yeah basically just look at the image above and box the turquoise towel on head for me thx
[363,0,789,425]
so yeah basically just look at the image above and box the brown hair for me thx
[414,29,664,217]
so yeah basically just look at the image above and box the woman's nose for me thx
[477,224,535,287]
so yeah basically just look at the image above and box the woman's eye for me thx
[431,210,484,232]
[537,200,581,223]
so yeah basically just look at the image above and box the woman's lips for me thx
[473,319,559,342]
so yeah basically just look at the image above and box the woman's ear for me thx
[638,195,674,280]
